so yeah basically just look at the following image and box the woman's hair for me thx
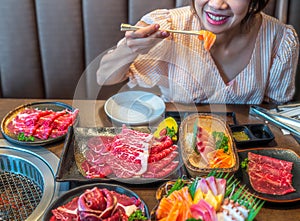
[244,0,270,24]
[190,0,270,24]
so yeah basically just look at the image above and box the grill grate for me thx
[0,171,43,221]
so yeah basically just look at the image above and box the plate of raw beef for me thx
[43,183,150,221]
[235,148,300,202]
[68,125,184,184]
[1,101,79,146]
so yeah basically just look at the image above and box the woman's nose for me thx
[208,0,228,10]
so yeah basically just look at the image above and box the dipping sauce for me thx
[233,131,250,141]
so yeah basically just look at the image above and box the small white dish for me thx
[104,91,165,125]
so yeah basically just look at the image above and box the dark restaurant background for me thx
[0,0,299,101]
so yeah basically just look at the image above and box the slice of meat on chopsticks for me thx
[198,30,216,51]
[120,23,216,51]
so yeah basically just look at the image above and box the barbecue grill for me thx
[0,139,68,221]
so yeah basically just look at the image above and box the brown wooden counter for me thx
[0,98,299,220]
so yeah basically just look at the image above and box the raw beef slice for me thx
[248,152,296,195]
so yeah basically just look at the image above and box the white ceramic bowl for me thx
[104,91,165,126]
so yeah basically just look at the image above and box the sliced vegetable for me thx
[191,120,200,154]
[241,157,249,170]
[188,177,199,200]
[186,218,203,221]
[166,126,177,141]
[212,131,229,153]
[207,149,235,168]
[128,210,148,221]
[167,177,185,196]
[153,117,178,141]
[17,132,35,142]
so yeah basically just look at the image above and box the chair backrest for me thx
[0,0,185,100]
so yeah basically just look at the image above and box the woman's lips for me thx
[205,12,229,25]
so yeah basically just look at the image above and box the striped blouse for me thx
[125,6,299,104]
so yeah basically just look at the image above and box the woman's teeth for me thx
[207,13,227,21]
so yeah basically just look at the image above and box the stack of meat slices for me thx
[8,108,79,140]
[248,152,296,195]
[81,125,179,179]
[50,186,145,220]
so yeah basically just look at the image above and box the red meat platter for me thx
[235,148,300,203]
[1,102,78,146]
[42,183,150,221]
[56,126,187,184]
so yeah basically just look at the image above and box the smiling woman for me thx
[97,0,299,104]
[0,0,299,100]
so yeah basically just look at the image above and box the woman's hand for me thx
[125,21,170,54]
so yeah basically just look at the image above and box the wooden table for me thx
[1,98,300,220]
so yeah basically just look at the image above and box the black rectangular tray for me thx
[165,111,237,125]
[166,111,277,148]
[229,124,275,147]
[55,126,187,184]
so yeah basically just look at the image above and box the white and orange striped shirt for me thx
[124,6,299,104]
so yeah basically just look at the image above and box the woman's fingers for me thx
[125,24,158,38]
[138,21,170,38]
[125,22,169,39]
[124,22,170,54]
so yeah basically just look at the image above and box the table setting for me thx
[0,95,300,220]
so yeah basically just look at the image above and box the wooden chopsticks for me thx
[120,23,201,36]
